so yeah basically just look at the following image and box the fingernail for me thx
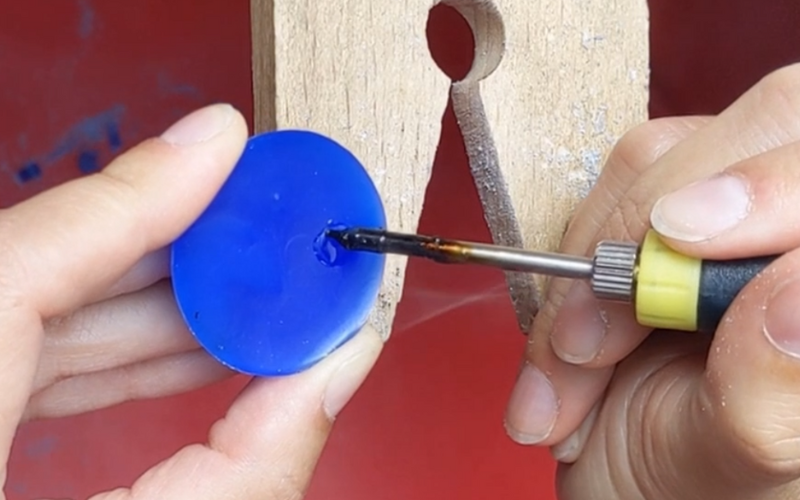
[504,363,558,444]
[551,281,607,364]
[551,431,580,463]
[160,103,234,146]
[764,278,800,358]
[550,401,600,463]
[323,343,379,420]
[651,174,752,242]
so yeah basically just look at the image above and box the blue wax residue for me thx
[313,223,348,267]
[170,130,386,376]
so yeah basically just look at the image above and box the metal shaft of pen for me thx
[327,227,595,280]
[455,241,594,279]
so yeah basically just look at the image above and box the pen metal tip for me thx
[324,226,470,263]
[324,226,594,280]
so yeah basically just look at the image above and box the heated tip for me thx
[323,226,470,263]
[323,226,348,245]
[324,226,384,252]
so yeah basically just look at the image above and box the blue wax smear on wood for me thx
[170,130,386,376]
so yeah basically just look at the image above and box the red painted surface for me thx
[1,1,798,499]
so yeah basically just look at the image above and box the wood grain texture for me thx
[251,0,649,337]
[448,0,650,332]
[250,0,451,339]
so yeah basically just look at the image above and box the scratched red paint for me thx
[2,1,799,499]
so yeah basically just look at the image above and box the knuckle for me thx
[755,63,800,112]
[615,189,652,240]
[81,168,147,242]
[39,310,96,388]
[725,404,800,480]
[0,212,33,310]
[95,168,142,215]
[749,63,800,143]
[268,470,312,500]
[604,118,682,184]
[530,278,572,348]
[729,426,800,479]
[568,117,692,249]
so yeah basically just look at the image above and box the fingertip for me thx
[159,103,240,146]
[505,276,616,447]
[529,277,573,347]
[504,362,559,444]
[322,325,384,420]
[648,139,800,260]
[102,103,250,244]
[106,103,248,178]
[207,325,384,463]
[649,173,752,247]
[550,281,608,365]
[550,400,601,464]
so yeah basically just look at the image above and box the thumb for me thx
[657,251,800,498]
[697,250,800,485]
[94,326,383,500]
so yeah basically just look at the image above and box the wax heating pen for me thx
[325,227,777,333]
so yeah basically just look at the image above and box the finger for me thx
[550,63,800,369]
[1,103,247,318]
[651,139,800,258]
[102,247,171,300]
[588,250,800,498]
[504,356,613,446]
[623,61,800,213]
[541,65,800,411]
[554,332,711,500]
[561,115,715,259]
[0,104,247,476]
[34,280,197,393]
[504,116,706,446]
[545,116,711,365]
[550,400,601,464]
[89,327,383,500]
[687,250,800,489]
[25,349,232,421]
[573,251,800,498]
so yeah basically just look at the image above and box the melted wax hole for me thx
[313,223,346,267]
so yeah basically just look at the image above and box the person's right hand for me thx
[504,63,800,499]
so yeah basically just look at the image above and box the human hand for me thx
[504,63,800,499]
[3,104,382,498]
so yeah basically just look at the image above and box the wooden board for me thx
[448,0,649,332]
[251,0,649,337]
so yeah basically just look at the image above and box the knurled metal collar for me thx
[591,240,639,302]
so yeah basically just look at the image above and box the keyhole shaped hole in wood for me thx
[426,2,537,332]
[426,2,505,84]
[426,4,475,81]
[426,0,505,82]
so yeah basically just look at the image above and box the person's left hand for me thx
[3,103,383,498]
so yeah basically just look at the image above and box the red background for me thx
[1,1,798,498]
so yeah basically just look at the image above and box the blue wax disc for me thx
[170,130,386,376]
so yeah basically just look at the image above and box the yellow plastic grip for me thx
[634,230,702,331]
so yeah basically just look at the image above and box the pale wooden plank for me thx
[252,0,649,336]
[449,0,650,332]
[251,0,452,338]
